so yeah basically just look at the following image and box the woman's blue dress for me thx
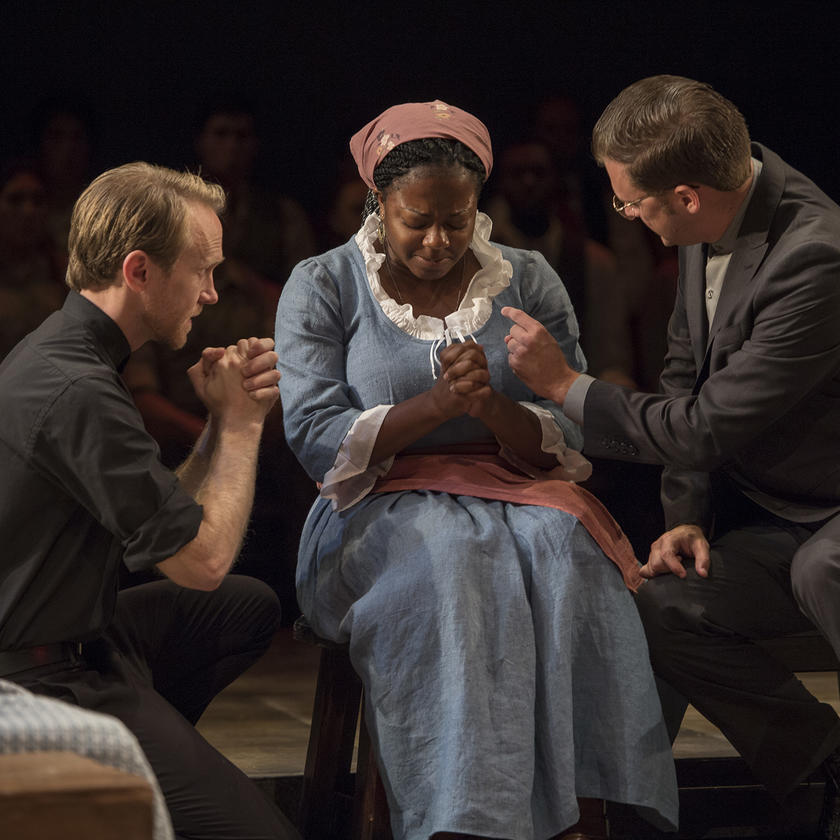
[276,215,678,839]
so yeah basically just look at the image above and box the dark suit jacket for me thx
[581,144,840,531]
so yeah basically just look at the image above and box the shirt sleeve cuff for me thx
[122,485,203,572]
[563,374,595,425]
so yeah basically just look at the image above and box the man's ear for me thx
[122,250,151,293]
[673,184,701,214]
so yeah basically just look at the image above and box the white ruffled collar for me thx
[355,211,512,341]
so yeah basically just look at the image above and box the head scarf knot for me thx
[349,100,493,189]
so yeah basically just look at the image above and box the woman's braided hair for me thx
[362,137,487,221]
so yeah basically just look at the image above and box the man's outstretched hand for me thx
[502,306,579,404]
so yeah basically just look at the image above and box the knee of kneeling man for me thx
[790,542,836,604]
[227,575,283,630]
[634,576,705,643]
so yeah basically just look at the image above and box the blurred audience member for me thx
[533,93,610,245]
[533,91,678,369]
[532,93,678,392]
[607,209,679,393]
[317,155,369,252]
[193,96,316,286]
[531,92,679,392]
[484,137,635,387]
[0,159,66,361]
[31,96,95,256]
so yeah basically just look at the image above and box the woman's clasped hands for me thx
[438,340,493,419]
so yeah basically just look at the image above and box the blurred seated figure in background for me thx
[0,158,67,362]
[483,137,635,388]
[316,154,370,252]
[193,95,317,288]
[532,93,609,247]
[30,95,95,258]
[606,207,678,393]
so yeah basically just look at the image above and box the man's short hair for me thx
[66,162,226,291]
[591,75,752,193]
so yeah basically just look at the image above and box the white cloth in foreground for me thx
[0,678,173,840]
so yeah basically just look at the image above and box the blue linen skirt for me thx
[297,489,679,839]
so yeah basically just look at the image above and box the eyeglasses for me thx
[612,184,701,218]
[611,193,651,218]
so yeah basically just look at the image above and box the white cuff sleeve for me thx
[498,402,592,482]
[320,405,394,512]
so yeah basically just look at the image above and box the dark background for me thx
[3,0,840,213]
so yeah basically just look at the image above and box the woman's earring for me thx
[378,219,386,244]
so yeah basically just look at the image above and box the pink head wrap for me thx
[349,100,493,190]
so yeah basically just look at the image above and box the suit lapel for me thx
[707,234,768,338]
[705,144,783,349]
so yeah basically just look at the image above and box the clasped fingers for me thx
[447,366,490,394]
[236,336,280,385]
[441,341,487,378]
[238,336,275,358]
[243,367,282,397]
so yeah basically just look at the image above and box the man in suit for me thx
[501,75,840,835]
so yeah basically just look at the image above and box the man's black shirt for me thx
[0,291,202,649]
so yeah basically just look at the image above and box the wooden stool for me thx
[294,615,392,840]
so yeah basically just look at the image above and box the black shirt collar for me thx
[62,290,132,372]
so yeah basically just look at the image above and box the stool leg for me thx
[352,706,392,840]
[300,646,363,839]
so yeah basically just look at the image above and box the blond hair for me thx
[66,162,226,291]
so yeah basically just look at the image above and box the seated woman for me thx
[275,101,678,840]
